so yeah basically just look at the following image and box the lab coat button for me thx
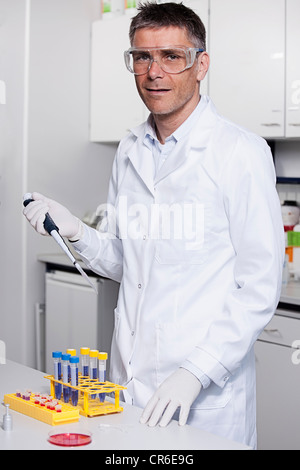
[131,331,135,336]
[223,376,229,382]
[138,284,142,289]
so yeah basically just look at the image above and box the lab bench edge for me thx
[0,360,249,451]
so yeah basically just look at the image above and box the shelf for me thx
[276,177,300,185]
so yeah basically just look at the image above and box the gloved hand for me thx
[140,368,202,427]
[23,192,80,239]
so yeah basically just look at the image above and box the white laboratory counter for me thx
[38,252,91,272]
[0,361,249,451]
[38,253,300,308]
[280,280,300,306]
[38,253,300,307]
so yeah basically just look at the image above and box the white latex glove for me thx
[140,368,202,427]
[23,192,80,239]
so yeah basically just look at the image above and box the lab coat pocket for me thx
[113,308,133,363]
[155,239,208,265]
[156,322,232,410]
[110,308,132,386]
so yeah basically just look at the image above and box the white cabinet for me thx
[184,0,209,97]
[45,270,119,376]
[90,13,147,142]
[90,1,209,142]
[209,0,285,138]
[255,313,300,450]
[209,0,300,139]
[286,0,300,138]
[90,1,300,142]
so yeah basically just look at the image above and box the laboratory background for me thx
[1,0,300,450]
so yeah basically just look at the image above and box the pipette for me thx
[23,193,98,294]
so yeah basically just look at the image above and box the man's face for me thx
[132,26,208,121]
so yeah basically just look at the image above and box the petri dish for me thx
[48,430,92,447]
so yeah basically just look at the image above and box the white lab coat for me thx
[74,96,284,448]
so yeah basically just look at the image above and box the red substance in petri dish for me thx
[48,432,92,447]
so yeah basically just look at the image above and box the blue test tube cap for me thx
[52,351,62,358]
[69,356,79,364]
[61,353,71,361]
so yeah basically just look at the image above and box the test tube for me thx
[66,349,76,381]
[80,347,90,377]
[70,356,79,406]
[62,353,71,403]
[52,351,62,399]
[89,350,98,399]
[98,352,107,402]
[66,348,76,356]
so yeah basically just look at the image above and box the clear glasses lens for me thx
[125,47,195,75]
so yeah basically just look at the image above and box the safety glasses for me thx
[124,46,204,75]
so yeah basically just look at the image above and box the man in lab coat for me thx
[23,2,284,448]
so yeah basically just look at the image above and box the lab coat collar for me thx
[190,96,220,146]
[127,96,219,190]
[127,133,156,196]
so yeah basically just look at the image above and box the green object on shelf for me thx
[287,231,300,246]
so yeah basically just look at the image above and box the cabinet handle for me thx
[261,123,281,127]
[288,123,300,127]
[263,328,280,334]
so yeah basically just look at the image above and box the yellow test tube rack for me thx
[45,374,126,418]
[4,393,80,426]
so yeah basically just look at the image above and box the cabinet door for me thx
[185,0,209,96]
[286,0,300,138]
[209,0,285,138]
[255,340,300,450]
[45,272,99,373]
[90,14,147,142]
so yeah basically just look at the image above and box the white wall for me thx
[0,0,28,366]
[0,0,118,367]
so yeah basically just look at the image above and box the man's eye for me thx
[162,51,185,62]
[166,54,180,60]
[133,53,150,62]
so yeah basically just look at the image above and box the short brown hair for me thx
[129,2,206,50]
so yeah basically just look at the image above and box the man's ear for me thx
[197,52,210,82]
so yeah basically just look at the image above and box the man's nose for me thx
[148,58,165,78]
